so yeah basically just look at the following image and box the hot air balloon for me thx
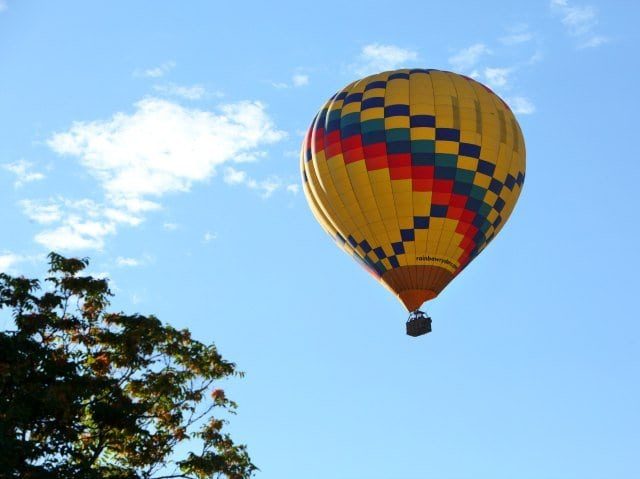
[301,69,525,336]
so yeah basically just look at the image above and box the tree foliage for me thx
[0,253,256,479]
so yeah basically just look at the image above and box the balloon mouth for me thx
[398,289,437,311]
[380,265,455,311]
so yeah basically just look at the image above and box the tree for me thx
[0,253,256,479]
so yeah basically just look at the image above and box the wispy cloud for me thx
[28,198,117,251]
[131,292,144,304]
[0,252,23,272]
[351,44,419,76]
[203,231,217,243]
[0,252,42,274]
[507,96,536,115]
[20,199,62,224]
[116,256,140,267]
[286,184,300,194]
[135,61,176,78]
[2,160,45,187]
[579,35,608,49]
[483,67,512,88]
[448,43,491,72]
[500,24,534,45]
[0,1,7,13]
[448,38,537,115]
[501,32,534,45]
[272,73,310,89]
[22,197,153,251]
[163,222,179,231]
[26,97,285,251]
[292,74,309,87]
[551,0,608,48]
[223,166,287,198]
[153,83,209,100]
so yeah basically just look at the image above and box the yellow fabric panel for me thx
[385,116,410,129]
[435,141,459,154]
[410,127,436,140]
[326,154,377,245]
[385,86,410,106]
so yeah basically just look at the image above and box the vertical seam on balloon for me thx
[338,74,393,277]
[305,107,346,241]
[477,79,509,261]
[404,70,417,294]
[321,85,374,263]
[463,75,490,270]
[384,69,410,290]
[498,110,526,237]
[422,70,448,297]
[462,77,499,270]
[357,71,395,274]
[437,72,467,275]
[435,73,461,272]
[398,70,414,295]
[335,77,385,272]
[411,70,433,297]
[486,89,519,253]
[302,116,345,246]
[456,77,481,272]
[327,81,376,264]
[306,98,359,256]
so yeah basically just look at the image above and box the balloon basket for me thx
[406,311,432,337]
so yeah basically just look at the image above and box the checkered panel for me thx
[302,69,525,281]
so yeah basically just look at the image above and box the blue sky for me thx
[1,0,639,477]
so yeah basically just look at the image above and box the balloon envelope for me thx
[301,69,525,311]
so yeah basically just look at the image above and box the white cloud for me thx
[0,252,43,273]
[223,167,247,185]
[35,221,115,251]
[483,67,512,88]
[448,43,491,72]
[3,160,45,187]
[351,44,419,76]
[116,257,140,267]
[203,231,217,243]
[136,61,175,78]
[286,184,300,194]
[551,0,607,47]
[22,198,118,251]
[507,96,536,115]
[153,83,206,100]
[103,207,143,226]
[0,252,23,272]
[20,199,62,224]
[48,98,285,202]
[292,74,309,87]
[39,97,286,250]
